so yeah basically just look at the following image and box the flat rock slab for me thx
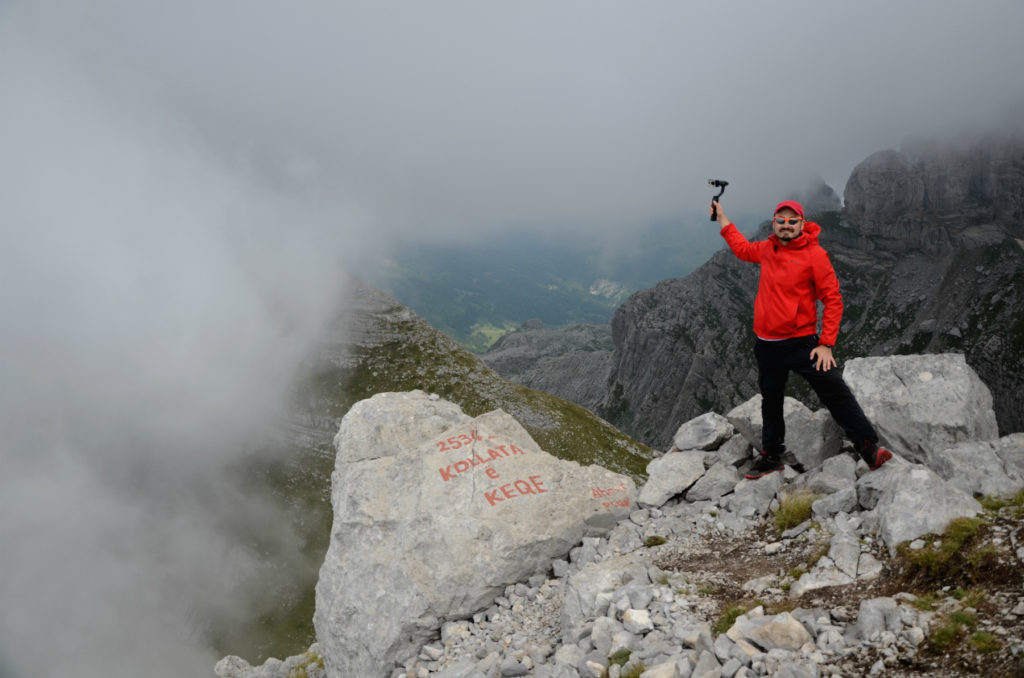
[672,412,735,451]
[686,461,740,502]
[315,391,636,678]
[931,436,1024,498]
[638,451,706,508]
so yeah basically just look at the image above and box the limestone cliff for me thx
[482,320,613,414]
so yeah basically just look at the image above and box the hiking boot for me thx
[857,441,893,471]
[869,447,893,470]
[745,453,784,480]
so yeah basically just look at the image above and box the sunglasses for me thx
[773,217,802,226]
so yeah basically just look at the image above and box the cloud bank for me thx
[2,1,1023,676]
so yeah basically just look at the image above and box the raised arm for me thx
[711,200,762,263]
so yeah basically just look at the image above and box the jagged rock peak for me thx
[843,133,1024,250]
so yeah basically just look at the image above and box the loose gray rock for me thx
[638,451,707,508]
[561,551,651,638]
[640,662,680,678]
[579,651,609,678]
[686,462,740,502]
[692,649,722,677]
[799,454,856,495]
[672,412,735,451]
[716,435,754,468]
[992,433,1024,481]
[790,557,854,598]
[811,486,858,521]
[722,473,783,518]
[726,611,811,654]
[931,436,1024,498]
[829,532,862,580]
[857,553,884,581]
[623,608,655,635]
[725,395,842,470]
[856,597,902,640]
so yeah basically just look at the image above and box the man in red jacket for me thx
[712,198,892,479]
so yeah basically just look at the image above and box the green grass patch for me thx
[774,489,820,532]
[897,516,996,585]
[952,588,987,609]
[644,535,667,548]
[608,649,632,666]
[910,593,941,611]
[287,648,326,678]
[807,542,831,568]
[928,619,964,654]
[763,600,797,615]
[928,607,980,654]
[968,631,1002,654]
[949,609,979,628]
[713,603,750,636]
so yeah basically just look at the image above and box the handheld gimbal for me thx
[708,179,729,221]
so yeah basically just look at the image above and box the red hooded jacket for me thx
[719,220,843,346]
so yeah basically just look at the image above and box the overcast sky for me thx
[2,2,1024,677]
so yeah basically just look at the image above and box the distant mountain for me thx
[356,221,723,351]
[218,281,653,663]
[482,319,613,413]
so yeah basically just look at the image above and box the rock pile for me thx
[217,354,1024,678]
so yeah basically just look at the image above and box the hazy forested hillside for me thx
[357,219,724,351]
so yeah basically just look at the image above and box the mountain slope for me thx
[218,281,653,663]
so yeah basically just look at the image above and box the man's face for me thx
[772,208,804,243]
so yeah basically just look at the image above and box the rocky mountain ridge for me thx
[484,135,1024,449]
[218,352,1024,678]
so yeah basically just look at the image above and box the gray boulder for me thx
[844,353,998,466]
[685,461,740,502]
[725,395,841,470]
[798,454,856,495]
[930,435,1024,498]
[671,412,735,451]
[811,486,858,520]
[721,472,783,518]
[726,610,812,655]
[790,557,854,598]
[993,433,1024,480]
[855,597,902,640]
[716,435,753,468]
[314,391,636,678]
[856,461,981,554]
[638,451,706,508]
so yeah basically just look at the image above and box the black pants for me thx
[755,335,878,457]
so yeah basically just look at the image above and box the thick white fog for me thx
[2,1,1023,676]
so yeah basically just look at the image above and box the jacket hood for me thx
[769,220,821,248]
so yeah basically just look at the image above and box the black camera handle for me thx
[708,179,729,221]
